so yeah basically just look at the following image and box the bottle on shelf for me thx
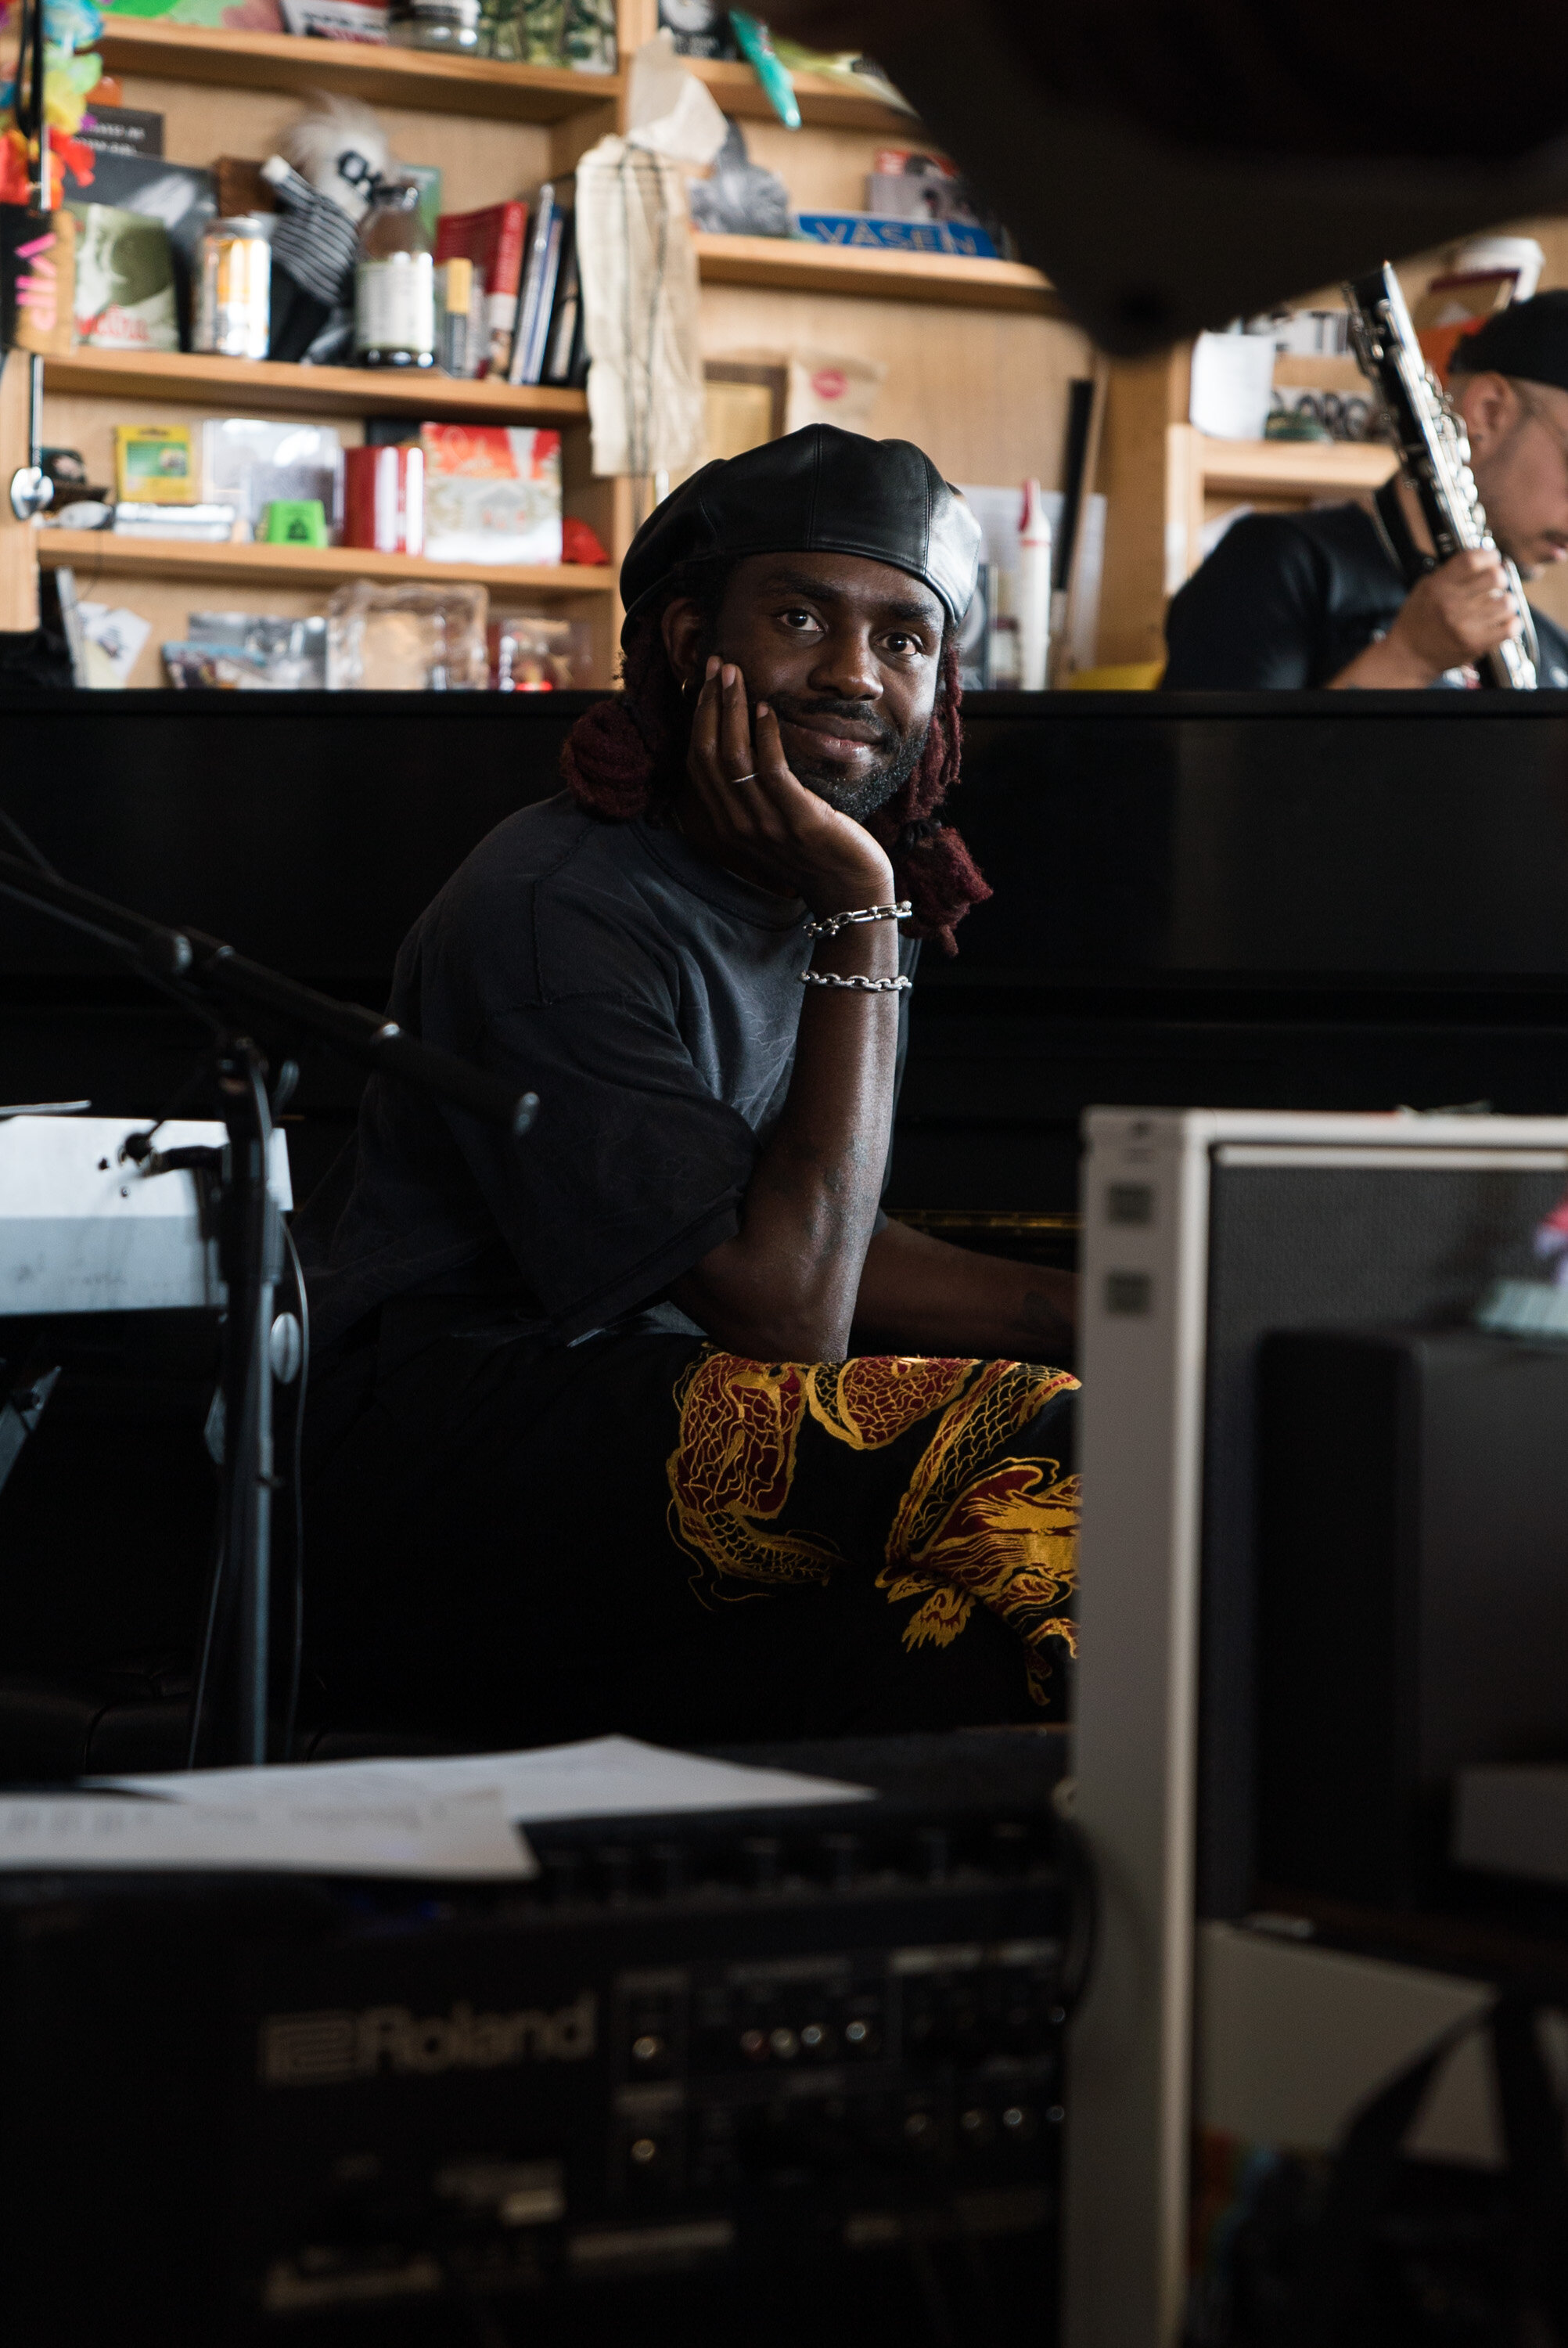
[354,182,436,372]
[1016,476,1052,693]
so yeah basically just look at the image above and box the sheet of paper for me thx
[0,1785,533,1878]
[105,1734,873,1825]
[1189,329,1277,441]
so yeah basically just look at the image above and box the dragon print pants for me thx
[305,1316,1079,1747]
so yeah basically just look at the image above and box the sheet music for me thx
[104,1734,873,1828]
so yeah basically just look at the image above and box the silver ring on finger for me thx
[730,770,758,785]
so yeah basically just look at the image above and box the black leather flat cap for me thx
[1453,290,1568,393]
[619,423,983,640]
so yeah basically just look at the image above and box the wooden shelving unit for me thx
[692,232,1061,316]
[44,348,589,425]
[37,530,614,596]
[1096,338,1404,670]
[1163,420,1397,611]
[2,0,1095,683]
[1180,429,1397,501]
[96,16,621,121]
[682,55,913,135]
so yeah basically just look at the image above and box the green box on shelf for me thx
[261,499,329,547]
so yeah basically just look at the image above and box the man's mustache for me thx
[758,692,901,753]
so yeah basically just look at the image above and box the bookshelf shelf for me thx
[692,232,1061,315]
[1158,420,1399,605]
[1190,434,1397,498]
[36,529,615,596]
[95,17,622,123]
[42,347,589,425]
[682,56,915,135]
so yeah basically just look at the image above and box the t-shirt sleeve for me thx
[1161,515,1329,690]
[448,981,760,1339]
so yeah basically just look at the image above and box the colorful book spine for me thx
[508,183,559,387]
[541,215,581,387]
[433,199,528,377]
[523,207,566,384]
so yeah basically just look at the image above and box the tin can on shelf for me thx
[193,216,272,362]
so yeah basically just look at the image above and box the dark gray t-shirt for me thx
[298,792,913,1350]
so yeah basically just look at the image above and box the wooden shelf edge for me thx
[37,529,616,594]
[1194,437,1398,494]
[43,346,589,424]
[692,232,1062,315]
[98,16,622,122]
[683,55,917,134]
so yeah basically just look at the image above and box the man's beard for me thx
[758,690,930,819]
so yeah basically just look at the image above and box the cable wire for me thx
[0,804,57,880]
[281,1217,311,1759]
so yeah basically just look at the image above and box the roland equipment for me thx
[1344,260,1538,689]
[0,1730,1085,2347]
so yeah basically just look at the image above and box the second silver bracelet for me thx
[799,971,912,992]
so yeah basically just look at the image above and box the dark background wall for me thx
[4,688,1568,1219]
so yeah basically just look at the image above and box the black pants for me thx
[304,1312,1079,1749]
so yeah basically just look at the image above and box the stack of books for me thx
[112,502,238,542]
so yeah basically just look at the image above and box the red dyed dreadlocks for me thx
[559,571,991,955]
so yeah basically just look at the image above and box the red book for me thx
[433,200,527,377]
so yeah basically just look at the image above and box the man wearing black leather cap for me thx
[1164,290,1568,690]
[299,424,1079,1748]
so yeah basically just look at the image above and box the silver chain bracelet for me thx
[799,970,912,992]
[802,899,912,940]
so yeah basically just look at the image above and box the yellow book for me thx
[113,424,196,506]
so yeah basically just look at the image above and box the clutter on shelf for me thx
[477,0,616,68]
[488,609,592,686]
[326,576,489,686]
[153,596,588,690]
[12,77,587,384]
[686,117,788,238]
[164,611,328,688]
[654,4,910,117]
[956,480,1108,691]
[204,417,343,535]
[680,104,1010,261]
[656,0,736,60]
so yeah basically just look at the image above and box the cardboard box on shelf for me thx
[419,424,561,565]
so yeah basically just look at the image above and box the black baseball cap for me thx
[618,423,983,643]
[1451,290,1568,391]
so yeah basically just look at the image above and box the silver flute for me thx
[1344,261,1537,690]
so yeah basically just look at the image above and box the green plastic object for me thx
[260,499,329,547]
[728,13,800,129]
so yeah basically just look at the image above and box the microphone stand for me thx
[0,850,537,1770]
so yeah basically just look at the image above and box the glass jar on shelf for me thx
[354,182,435,371]
[387,0,481,51]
